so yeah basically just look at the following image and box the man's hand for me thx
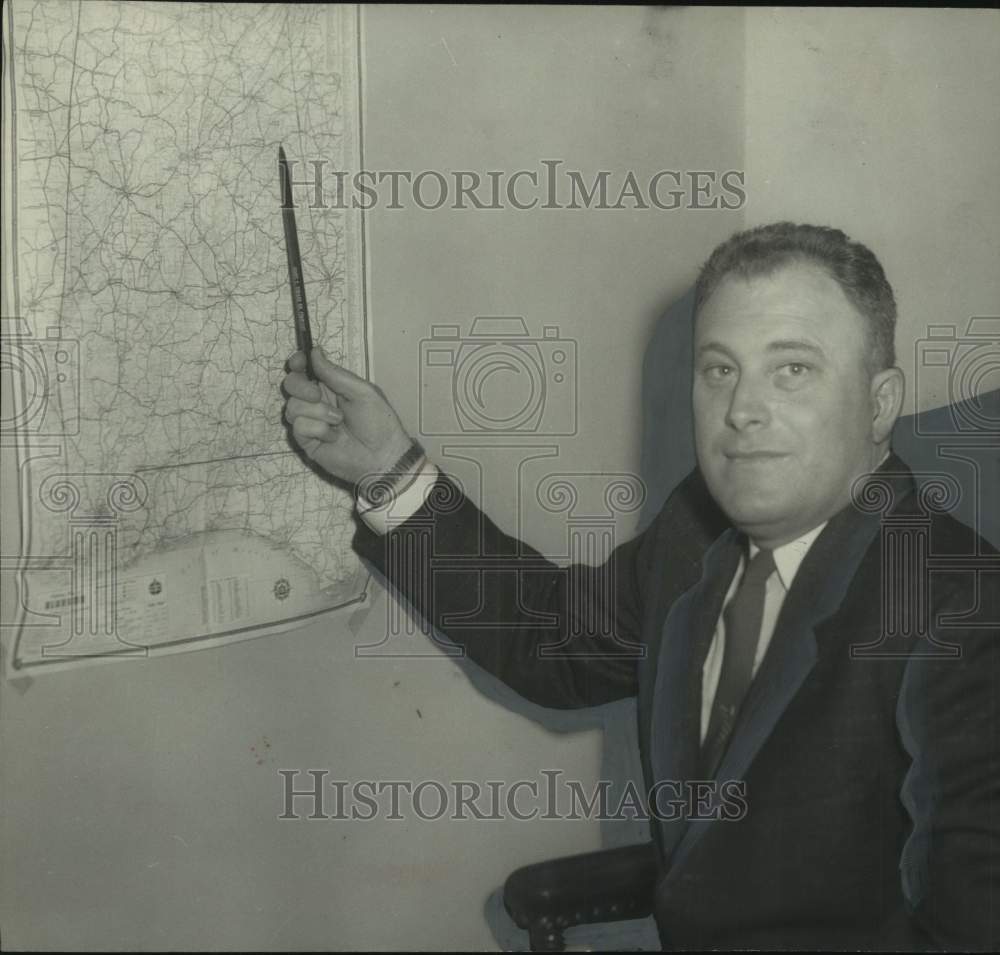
[282,348,413,488]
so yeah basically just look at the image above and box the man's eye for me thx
[776,362,812,384]
[703,364,735,381]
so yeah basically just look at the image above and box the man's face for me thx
[693,261,883,547]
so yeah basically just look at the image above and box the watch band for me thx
[356,439,426,508]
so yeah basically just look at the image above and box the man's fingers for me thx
[292,414,337,443]
[283,371,322,402]
[287,348,369,409]
[310,347,370,399]
[285,395,343,424]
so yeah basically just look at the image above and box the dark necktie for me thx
[700,546,776,778]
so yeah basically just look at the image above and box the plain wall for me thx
[2,7,998,952]
[365,4,746,551]
[744,7,1000,416]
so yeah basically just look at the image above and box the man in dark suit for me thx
[281,223,998,950]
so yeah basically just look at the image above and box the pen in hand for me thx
[279,144,315,380]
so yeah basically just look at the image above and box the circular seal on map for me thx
[273,578,291,601]
[148,579,162,596]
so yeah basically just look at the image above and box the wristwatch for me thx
[356,439,426,508]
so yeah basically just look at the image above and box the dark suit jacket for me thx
[352,453,999,951]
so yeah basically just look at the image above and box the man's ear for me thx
[870,366,905,444]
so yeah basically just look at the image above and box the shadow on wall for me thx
[637,288,697,531]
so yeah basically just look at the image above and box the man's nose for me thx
[725,375,770,430]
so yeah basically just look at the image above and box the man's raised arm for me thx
[280,347,675,708]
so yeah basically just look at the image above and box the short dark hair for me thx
[693,222,897,372]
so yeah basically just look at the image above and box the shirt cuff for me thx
[356,459,440,534]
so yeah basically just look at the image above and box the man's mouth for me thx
[724,450,789,461]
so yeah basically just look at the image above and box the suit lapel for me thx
[719,500,886,776]
[668,459,916,868]
[650,528,742,858]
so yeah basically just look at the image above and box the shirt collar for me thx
[749,522,827,591]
